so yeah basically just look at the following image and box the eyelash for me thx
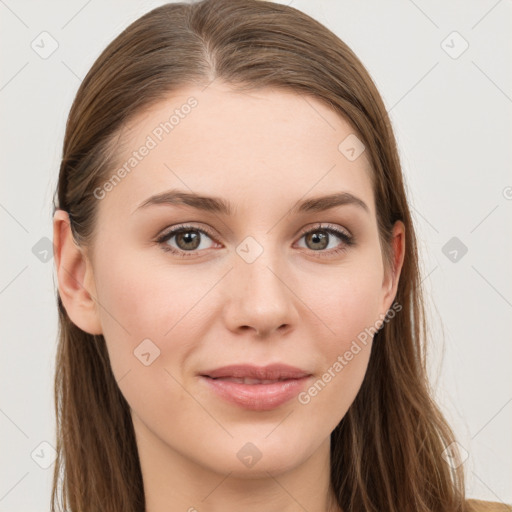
[155,223,355,259]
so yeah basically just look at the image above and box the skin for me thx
[54,81,405,512]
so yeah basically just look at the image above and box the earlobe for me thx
[53,210,103,335]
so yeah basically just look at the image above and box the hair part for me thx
[53,1,467,510]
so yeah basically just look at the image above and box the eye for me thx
[295,223,354,257]
[156,224,218,257]
[156,222,355,258]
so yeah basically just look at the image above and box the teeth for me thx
[216,377,288,384]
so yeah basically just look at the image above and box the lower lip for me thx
[200,376,311,411]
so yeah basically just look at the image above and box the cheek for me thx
[91,252,206,425]
[289,258,384,423]
[91,247,219,375]
[305,260,384,348]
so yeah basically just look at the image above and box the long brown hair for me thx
[52,0,468,510]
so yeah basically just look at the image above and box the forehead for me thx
[101,82,375,218]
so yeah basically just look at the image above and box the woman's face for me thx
[59,81,404,478]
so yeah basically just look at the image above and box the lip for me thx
[199,364,312,411]
[201,363,311,380]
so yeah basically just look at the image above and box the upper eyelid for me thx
[158,224,217,241]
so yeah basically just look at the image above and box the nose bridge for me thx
[240,249,281,293]
[236,233,287,300]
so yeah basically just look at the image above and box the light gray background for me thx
[1,0,511,510]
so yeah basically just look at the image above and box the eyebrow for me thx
[133,189,370,216]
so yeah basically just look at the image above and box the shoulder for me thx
[466,499,512,512]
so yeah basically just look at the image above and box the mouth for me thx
[199,364,312,411]
[201,363,311,380]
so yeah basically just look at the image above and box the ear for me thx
[379,220,406,315]
[53,209,103,335]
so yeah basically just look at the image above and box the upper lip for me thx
[201,364,311,380]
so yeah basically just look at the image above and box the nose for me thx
[222,248,299,338]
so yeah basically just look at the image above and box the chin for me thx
[193,433,314,478]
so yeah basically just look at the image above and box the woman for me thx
[51,0,511,510]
